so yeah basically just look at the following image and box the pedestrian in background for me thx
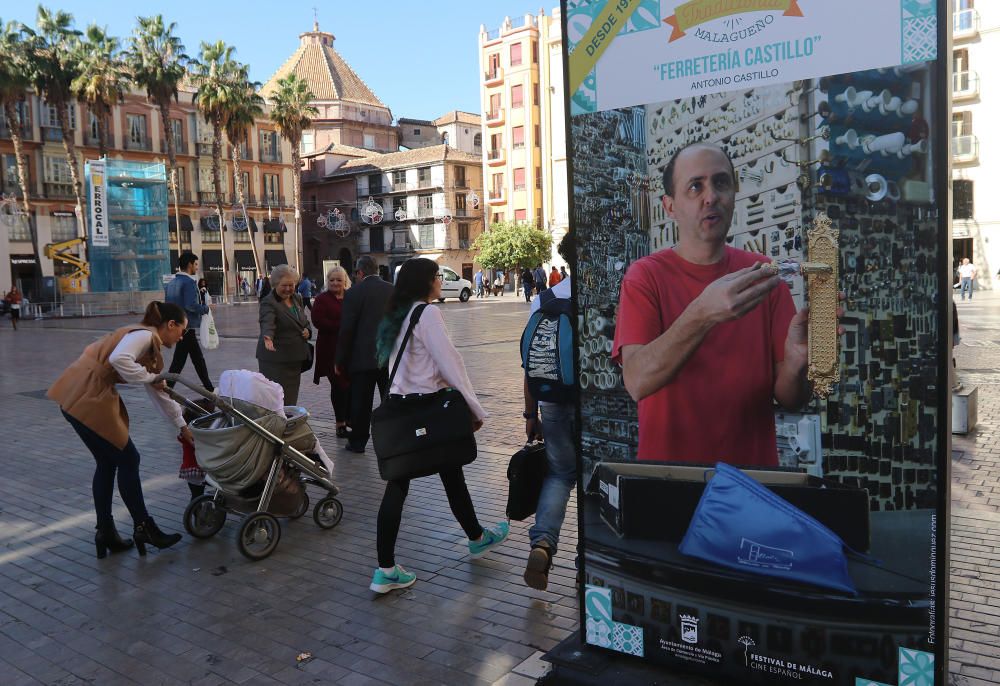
[257,264,312,405]
[520,267,535,302]
[474,268,485,298]
[369,257,509,593]
[548,265,562,287]
[958,258,977,301]
[164,252,214,391]
[533,264,548,293]
[494,272,505,297]
[336,255,394,453]
[4,286,22,330]
[312,265,352,438]
[560,265,568,281]
[47,301,187,558]
[298,274,314,310]
[258,276,272,300]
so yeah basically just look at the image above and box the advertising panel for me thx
[88,159,109,247]
[564,1,948,684]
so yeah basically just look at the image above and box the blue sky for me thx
[5,1,542,121]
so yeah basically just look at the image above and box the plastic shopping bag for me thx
[200,311,220,350]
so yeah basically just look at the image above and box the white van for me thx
[392,264,473,302]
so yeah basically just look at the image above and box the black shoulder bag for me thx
[370,304,478,481]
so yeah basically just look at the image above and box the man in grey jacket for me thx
[336,256,394,452]
[164,252,213,391]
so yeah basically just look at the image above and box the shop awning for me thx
[201,249,223,272]
[233,250,257,272]
[168,214,195,232]
[200,215,222,231]
[264,250,289,271]
[263,218,286,233]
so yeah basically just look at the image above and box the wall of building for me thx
[952,1,999,290]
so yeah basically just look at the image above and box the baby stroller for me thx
[162,373,343,561]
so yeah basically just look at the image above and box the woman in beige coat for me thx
[48,301,189,558]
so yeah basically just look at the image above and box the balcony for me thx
[260,149,283,164]
[389,240,414,254]
[124,137,153,152]
[455,179,469,189]
[484,68,504,86]
[952,135,979,164]
[459,239,471,250]
[454,208,476,218]
[161,137,185,155]
[196,142,214,156]
[262,194,287,207]
[83,134,102,148]
[953,71,980,101]
[487,149,505,166]
[488,189,505,205]
[167,190,193,204]
[954,9,980,40]
[42,126,64,142]
[416,207,435,219]
[392,181,410,192]
[43,182,75,199]
[199,191,228,205]
[486,109,505,126]
[0,122,33,140]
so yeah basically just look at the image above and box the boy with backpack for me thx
[519,233,576,591]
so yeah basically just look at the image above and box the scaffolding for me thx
[86,160,170,292]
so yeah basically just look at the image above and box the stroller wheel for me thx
[237,512,281,560]
[184,494,227,538]
[313,496,343,530]
[289,492,310,520]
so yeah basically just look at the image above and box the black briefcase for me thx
[506,441,548,520]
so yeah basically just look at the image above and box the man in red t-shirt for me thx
[612,143,813,467]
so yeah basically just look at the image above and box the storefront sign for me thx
[88,159,109,246]
[565,1,947,684]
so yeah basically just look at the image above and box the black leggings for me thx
[376,467,483,568]
[329,380,350,424]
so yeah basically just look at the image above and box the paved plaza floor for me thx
[0,293,998,685]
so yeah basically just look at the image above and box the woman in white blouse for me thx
[369,258,509,593]
[48,301,189,559]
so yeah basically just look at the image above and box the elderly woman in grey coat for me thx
[257,264,313,405]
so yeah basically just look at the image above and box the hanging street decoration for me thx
[0,193,25,227]
[467,190,480,209]
[394,206,407,222]
[441,213,453,225]
[361,196,384,225]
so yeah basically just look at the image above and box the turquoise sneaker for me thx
[468,521,510,558]
[369,565,416,593]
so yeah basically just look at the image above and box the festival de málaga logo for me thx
[663,0,804,43]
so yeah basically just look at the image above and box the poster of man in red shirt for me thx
[612,142,806,467]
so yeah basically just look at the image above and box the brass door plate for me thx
[806,212,840,397]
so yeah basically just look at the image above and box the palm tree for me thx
[191,40,237,300]
[223,63,264,275]
[126,15,187,256]
[71,24,127,159]
[0,18,42,287]
[27,6,85,227]
[268,74,316,273]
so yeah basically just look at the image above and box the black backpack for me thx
[520,289,575,404]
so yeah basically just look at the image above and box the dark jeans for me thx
[523,285,533,302]
[376,467,483,567]
[330,380,350,424]
[167,329,213,391]
[63,410,149,527]
[348,368,388,449]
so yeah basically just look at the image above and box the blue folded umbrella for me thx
[678,462,857,594]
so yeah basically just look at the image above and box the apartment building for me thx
[478,8,569,269]
[302,145,485,281]
[261,22,398,155]
[952,0,998,289]
[0,87,295,299]
[398,111,483,155]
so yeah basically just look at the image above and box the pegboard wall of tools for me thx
[572,63,940,512]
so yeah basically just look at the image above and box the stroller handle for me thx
[156,373,238,417]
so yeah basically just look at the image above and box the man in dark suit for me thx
[335,255,394,452]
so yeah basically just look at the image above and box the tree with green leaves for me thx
[0,17,42,289]
[191,40,237,300]
[268,74,317,273]
[472,221,552,274]
[223,61,264,275]
[27,5,85,227]
[126,15,187,253]
[72,24,127,159]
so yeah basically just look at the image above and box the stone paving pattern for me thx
[0,293,998,685]
[0,297,576,686]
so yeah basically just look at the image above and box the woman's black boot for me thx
[95,522,134,559]
[133,518,182,556]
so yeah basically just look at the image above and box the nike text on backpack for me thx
[520,289,575,404]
